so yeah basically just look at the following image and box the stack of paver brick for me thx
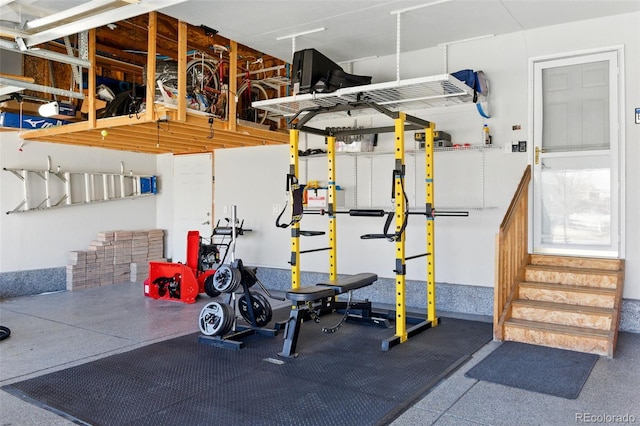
[66,229,165,290]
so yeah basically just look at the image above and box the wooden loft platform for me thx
[18,104,289,154]
[4,12,289,154]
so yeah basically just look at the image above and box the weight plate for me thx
[212,265,241,293]
[198,301,229,336]
[212,265,233,293]
[0,325,10,341]
[204,274,221,297]
[231,267,243,293]
[237,295,253,325]
[227,267,242,293]
[253,292,273,323]
[238,292,272,327]
[220,302,234,336]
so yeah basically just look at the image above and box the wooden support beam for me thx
[229,40,238,131]
[40,132,245,154]
[0,73,35,83]
[177,20,187,122]
[100,126,265,147]
[146,12,157,122]
[88,29,97,128]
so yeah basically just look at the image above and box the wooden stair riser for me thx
[524,268,618,289]
[496,254,623,358]
[511,305,612,330]
[530,255,623,271]
[504,324,609,356]
[519,285,615,309]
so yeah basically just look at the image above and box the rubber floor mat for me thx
[3,313,491,425]
[465,341,599,399]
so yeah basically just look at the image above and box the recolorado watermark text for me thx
[576,413,636,423]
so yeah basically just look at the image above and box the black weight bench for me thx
[279,273,390,358]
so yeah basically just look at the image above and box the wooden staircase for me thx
[502,255,625,358]
[493,166,625,358]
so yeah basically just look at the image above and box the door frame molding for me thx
[527,45,626,258]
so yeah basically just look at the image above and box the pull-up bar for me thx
[303,208,469,218]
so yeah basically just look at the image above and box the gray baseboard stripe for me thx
[0,267,66,299]
[2,266,638,333]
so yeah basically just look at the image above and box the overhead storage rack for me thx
[252,73,484,119]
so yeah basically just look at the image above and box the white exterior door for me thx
[532,50,621,257]
[172,153,213,262]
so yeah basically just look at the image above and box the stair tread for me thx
[530,255,623,270]
[506,318,610,337]
[520,281,617,294]
[525,264,620,275]
[512,298,613,315]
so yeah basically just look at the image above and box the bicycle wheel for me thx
[236,81,269,125]
[185,58,221,113]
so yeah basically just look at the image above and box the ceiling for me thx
[161,0,640,63]
[1,0,639,65]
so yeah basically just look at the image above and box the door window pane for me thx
[542,61,609,152]
[540,156,611,246]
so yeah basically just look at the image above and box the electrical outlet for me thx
[273,204,281,215]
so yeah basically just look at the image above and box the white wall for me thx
[214,144,291,268]
[215,12,640,299]
[0,12,637,301]
[0,134,159,271]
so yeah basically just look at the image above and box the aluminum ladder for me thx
[3,156,157,214]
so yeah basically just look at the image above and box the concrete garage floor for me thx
[1,281,638,425]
